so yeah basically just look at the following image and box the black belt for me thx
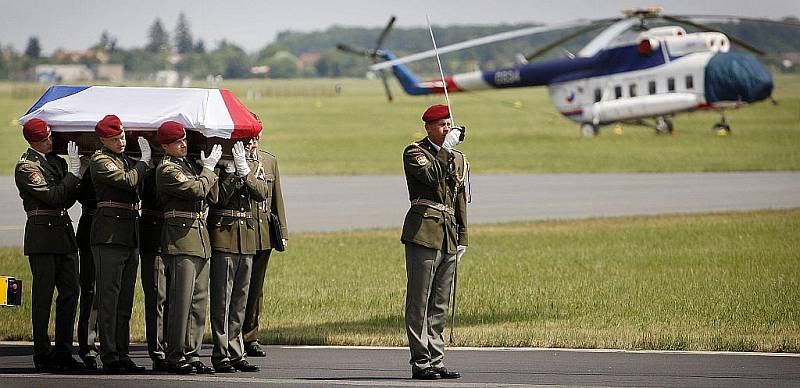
[97,201,140,211]
[209,209,253,219]
[26,209,69,217]
[163,210,203,220]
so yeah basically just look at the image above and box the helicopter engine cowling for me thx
[663,32,730,56]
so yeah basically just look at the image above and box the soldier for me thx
[401,105,468,380]
[208,141,260,373]
[89,114,151,373]
[140,151,168,371]
[155,121,221,375]
[241,134,288,358]
[75,169,99,369]
[15,118,85,371]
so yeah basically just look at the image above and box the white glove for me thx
[200,144,223,171]
[456,245,467,262]
[282,239,288,249]
[137,137,152,166]
[67,141,81,177]
[442,128,462,151]
[218,160,235,174]
[232,141,251,176]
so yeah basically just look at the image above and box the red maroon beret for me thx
[95,114,124,138]
[22,118,51,143]
[157,121,186,145]
[422,104,450,123]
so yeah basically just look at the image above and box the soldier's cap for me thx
[422,104,450,123]
[157,121,186,145]
[22,118,51,143]
[95,114,124,138]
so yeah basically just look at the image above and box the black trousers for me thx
[76,213,98,358]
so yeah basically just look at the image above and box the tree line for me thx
[1,14,798,80]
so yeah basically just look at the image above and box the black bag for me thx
[269,211,286,252]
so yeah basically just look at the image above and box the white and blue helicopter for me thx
[338,8,789,136]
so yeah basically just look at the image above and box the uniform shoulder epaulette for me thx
[158,157,177,168]
[404,142,426,153]
[90,149,108,161]
[260,150,276,159]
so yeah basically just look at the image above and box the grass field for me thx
[1,209,797,352]
[1,74,799,175]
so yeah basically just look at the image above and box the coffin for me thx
[18,85,262,157]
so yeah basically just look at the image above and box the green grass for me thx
[1,209,798,352]
[1,74,799,175]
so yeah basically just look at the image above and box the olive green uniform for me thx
[155,155,218,366]
[208,166,264,366]
[242,150,288,346]
[14,149,81,364]
[89,147,148,366]
[75,172,99,360]
[401,138,468,373]
[139,166,168,364]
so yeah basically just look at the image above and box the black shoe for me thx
[52,355,86,371]
[245,342,266,357]
[167,361,195,375]
[412,367,441,380]
[214,360,237,373]
[33,356,58,372]
[432,367,461,379]
[153,359,169,372]
[120,359,146,373]
[102,361,126,374]
[82,356,98,370]
[190,361,215,374]
[232,359,260,372]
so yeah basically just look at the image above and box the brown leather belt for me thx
[26,209,69,217]
[141,209,164,218]
[411,198,455,216]
[163,210,203,220]
[209,209,253,219]
[97,201,140,211]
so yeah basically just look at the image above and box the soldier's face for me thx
[100,132,126,153]
[30,134,53,154]
[245,136,259,153]
[424,118,452,146]
[164,137,188,157]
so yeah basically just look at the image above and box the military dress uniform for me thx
[89,146,149,369]
[208,165,262,371]
[242,150,288,353]
[156,155,218,370]
[139,166,169,369]
[75,172,99,364]
[401,137,468,376]
[14,148,81,369]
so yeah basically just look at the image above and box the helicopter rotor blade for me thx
[336,43,371,57]
[375,16,397,49]
[378,70,394,102]
[524,22,613,62]
[661,14,767,55]
[370,19,600,71]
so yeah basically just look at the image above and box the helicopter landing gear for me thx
[655,116,674,135]
[581,123,599,137]
[713,110,731,136]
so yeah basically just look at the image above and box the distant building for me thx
[156,70,180,87]
[35,64,94,82]
[95,64,124,82]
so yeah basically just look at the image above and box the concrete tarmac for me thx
[2,172,799,246]
[0,343,798,387]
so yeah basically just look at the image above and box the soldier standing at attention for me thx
[241,134,288,358]
[75,169,99,370]
[89,114,151,373]
[15,119,86,371]
[401,105,468,380]
[155,121,221,375]
[208,141,260,373]
[140,148,168,372]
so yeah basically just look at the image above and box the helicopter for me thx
[337,8,792,136]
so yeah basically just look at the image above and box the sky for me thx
[1,0,798,54]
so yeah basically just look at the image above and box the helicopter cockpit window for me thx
[685,75,694,89]
[667,77,676,92]
[594,88,602,102]
[614,86,622,99]
[629,84,637,97]
[648,81,657,95]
